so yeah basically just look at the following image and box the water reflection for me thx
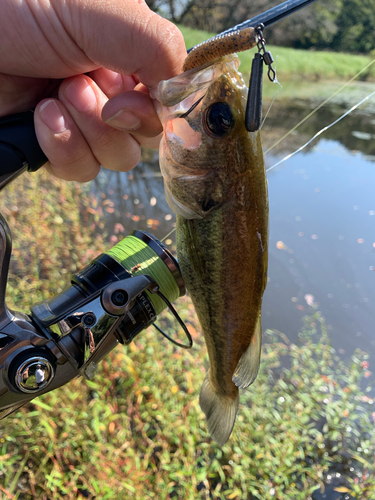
[91,93,375,358]
[91,150,175,241]
[261,96,375,160]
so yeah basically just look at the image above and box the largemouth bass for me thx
[152,54,268,446]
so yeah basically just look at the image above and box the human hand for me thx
[0,0,186,181]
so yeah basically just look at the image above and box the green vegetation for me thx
[0,171,374,499]
[331,0,375,54]
[179,25,375,83]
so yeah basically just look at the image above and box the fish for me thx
[152,53,268,446]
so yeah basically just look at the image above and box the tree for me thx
[333,0,375,53]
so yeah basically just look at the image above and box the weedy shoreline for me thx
[0,170,373,499]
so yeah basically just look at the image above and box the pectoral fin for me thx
[170,172,224,219]
[232,314,262,389]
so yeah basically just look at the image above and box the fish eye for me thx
[204,102,234,138]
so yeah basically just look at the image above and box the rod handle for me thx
[0,111,47,175]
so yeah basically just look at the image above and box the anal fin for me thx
[232,313,262,389]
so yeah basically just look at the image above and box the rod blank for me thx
[187,0,319,52]
[220,0,319,34]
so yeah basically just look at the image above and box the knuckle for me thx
[52,140,99,181]
[149,18,186,75]
[163,21,185,49]
[90,130,141,172]
[59,137,90,167]
[47,160,97,182]
[91,128,116,151]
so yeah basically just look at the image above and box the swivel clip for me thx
[255,24,276,82]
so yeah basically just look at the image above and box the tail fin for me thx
[199,372,239,446]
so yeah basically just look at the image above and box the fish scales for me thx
[177,152,267,382]
[152,54,268,446]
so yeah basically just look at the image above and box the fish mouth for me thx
[156,53,248,221]
[151,54,242,109]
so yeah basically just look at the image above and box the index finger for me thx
[60,0,187,87]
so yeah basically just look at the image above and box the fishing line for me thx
[264,56,375,155]
[266,88,375,173]
[107,235,180,314]
[260,56,283,130]
[180,95,205,118]
[161,227,176,243]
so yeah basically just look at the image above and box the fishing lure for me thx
[183,28,258,71]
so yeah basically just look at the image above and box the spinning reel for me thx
[0,111,190,420]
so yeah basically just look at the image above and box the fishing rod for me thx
[0,0,319,420]
[187,0,319,52]
[220,0,319,34]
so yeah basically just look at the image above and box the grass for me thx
[179,25,375,83]
[0,170,374,499]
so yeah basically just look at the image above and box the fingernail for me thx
[106,71,125,94]
[105,109,141,130]
[64,78,97,112]
[39,100,66,133]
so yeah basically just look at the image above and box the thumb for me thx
[57,0,187,87]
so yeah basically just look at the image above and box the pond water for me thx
[83,81,375,500]
[267,137,375,354]
[92,80,375,362]
[263,91,375,359]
